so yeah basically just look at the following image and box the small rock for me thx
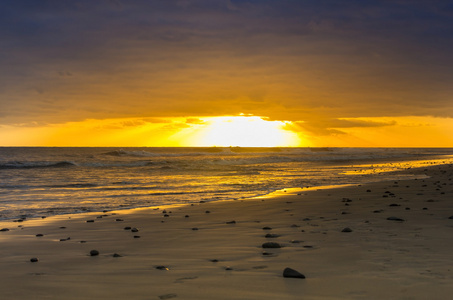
[225,266,233,270]
[131,228,139,232]
[283,267,305,279]
[86,220,95,223]
[290,224,300,228]
[265,233,280,238]
[262,226,272,230]
[185,215,189,218]
[191,228,199,231]
[0,228,10,232]
[90,250,99,256]
[389,204,400,207]
[124,226,131,230]
[226,220,236,224]
[448,216,453,219]
[262,242,281,248]
[133,235,141,238]
[116,219,124,222]
[113,253,122,257]
[30,258,38,263]
[156,266,169,270]
[36,234,44,237]
[158,294,177,300]
[210,259,219,262]
[205,210,210,214]
[341,227,353,232]
[387,217,405,222]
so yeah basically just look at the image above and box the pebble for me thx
[262,242,281,248]
[387,217,405,222]
[192,228,199,231]
[116,219,124,222]
[341,227,353,232]
[90,250,100,256]
[283,267,305,279]
[124,226,132,230]
[448,216,453,219]
[30,258,39,263]
[113,253,122,257]
[86,220,95,223]
[158,294,177,300]
[131,228,139,232]
[133,235,141,238]
[265,233,280,238]
[156,266,169,270]
[226,220,236,224]
[262,226,272,230]
[36,234,44,237]
[0,228,10,232]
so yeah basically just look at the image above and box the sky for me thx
[1,0,453,147]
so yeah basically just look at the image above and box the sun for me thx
[191,116,300,147]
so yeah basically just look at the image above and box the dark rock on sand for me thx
[265,233,280,238]
[283,267,305,279]
[90,250,99,256]
[448,216,453,219]
[113,253,122,257]
[210,259,219,262]
[389,204,400,207]
[30,258,39,263]
[133,235,141,238]
[0,228,10,232]
[158,293,177,300]
[86,220,95,223]
[192,228,199,231]
[36,234,44,237]
[124,226,132,230]
[341,227,353,232]
[387,217,405,222]
[226,220,236,224]
[155,266,169,270]
[116,219,124,222]
[262,226,272,230]
[131,227,139,232]
[262,242,281,248]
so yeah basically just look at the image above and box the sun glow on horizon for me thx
[189,116,301,147]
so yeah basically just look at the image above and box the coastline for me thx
[0,164,452,299]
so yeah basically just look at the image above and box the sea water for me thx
[0,147,452,220]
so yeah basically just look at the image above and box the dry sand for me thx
[0,164,452,299]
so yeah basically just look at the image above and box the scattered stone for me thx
[0,228,10,232]
[373,210,383,213]
[156,266,169,270]
[422,207,428,210]
[290,224,300,228]
[210,259,219,262]
[225,266,233,270]
[90,250,99,256]
[341,211,350,215]
[86,220,95,223]
[185,215,190,218]
[80,241,87,243]
[387,217,405,222]
[124,226,132,230]
[191,227,199,231]
[448,216,453,219]
[366,190,371,192]
[405,207,411,210]
[303,245,313,248]
[164,214,170,217]
[341,227,353,232]
[158,294,177,300]
[290,240,301,243]
[131,228,139,232]
[205,210,210,214]
[36,234,44,237]
[262,251,273,256]
[265,233,280,238]
[262,242,281,248]
[262,226,272,230]
[226,220,236,224]
[133,235,141,238]
[113,253,122,257]
[59,227,66,229]
[60,237,70,241]
[30,258,38,263]
[389,204,400,207]
[303,218,311,221]
[116,219,124,222]
[283,267,305,279]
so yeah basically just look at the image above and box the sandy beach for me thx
[0,164,452,300]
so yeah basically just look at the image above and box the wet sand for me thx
[0,164,452,299]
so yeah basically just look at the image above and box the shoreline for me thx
[0,164,452,299]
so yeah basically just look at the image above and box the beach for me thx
[0,164,452,299]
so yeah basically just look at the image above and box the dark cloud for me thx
[1,0,453,126]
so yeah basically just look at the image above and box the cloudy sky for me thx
[1,0,453,146]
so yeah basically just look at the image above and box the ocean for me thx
[0,147,452,220]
